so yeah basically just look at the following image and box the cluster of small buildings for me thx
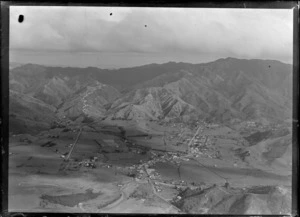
[101,164,113,169]
[131,148,144,154]
[124,150,190,183]
[130,166,160,180]
[193,135,208,146]
[171,180,187,186]
[244,121,278,130]
[64,156,99,171]
[127,158,161,180]
[245,121,257,127]
[242,121,283,135]
[189,134,221,159]
[155,152,184,164]
[78,157,98,168]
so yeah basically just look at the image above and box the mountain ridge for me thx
[9,57,293,132]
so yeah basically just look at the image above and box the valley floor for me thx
[8,120,292,214]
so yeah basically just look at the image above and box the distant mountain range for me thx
[9,62,24,70]
[9,57,293,133]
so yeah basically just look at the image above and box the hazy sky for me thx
[10,6,293,68]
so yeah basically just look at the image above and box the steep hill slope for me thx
[57,81,120,121]
[106,86,199,121]
[243,133,292,172]
[9,90,57,134]
[9,58,293,124]
[108,58,292,123]
[175,185,291,214]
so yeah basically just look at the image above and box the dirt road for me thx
[98,181,132,211]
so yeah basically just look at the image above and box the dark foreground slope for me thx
[174,185,291,214]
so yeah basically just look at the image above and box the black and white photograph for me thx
[6,4,296,214]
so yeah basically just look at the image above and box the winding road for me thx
[187,125,203,153]
[142,165,181,212]
[82,83,106,116]
[98,180,133,212]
